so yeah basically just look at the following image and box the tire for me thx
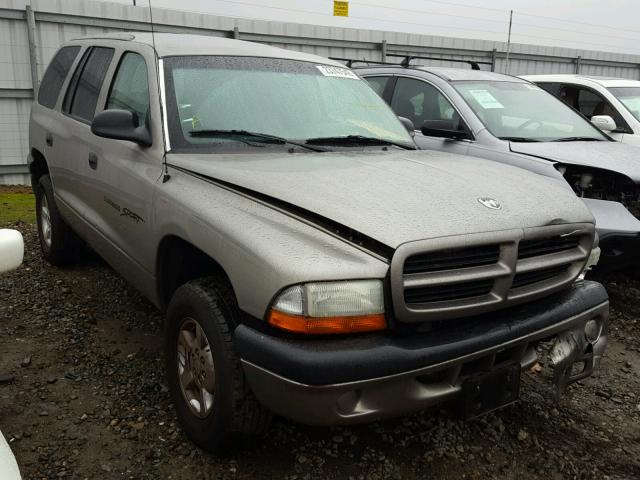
[35,175,82,266]
[165,277,271,452]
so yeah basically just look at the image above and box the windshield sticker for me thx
[469,89,504,109]
[316,65,360,80]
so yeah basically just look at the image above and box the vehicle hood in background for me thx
[509,141,640,183]
[168,150,593,249]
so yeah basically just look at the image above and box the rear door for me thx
[389,76,471,155]
[31,45,82,207]
[56,46,115,222]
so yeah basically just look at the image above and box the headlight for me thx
[577,246,601,281]
[268,280,386,335]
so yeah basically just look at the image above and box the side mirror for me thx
[398,116,415,136]
[0,229,24,274]
[590,115,617,132]
[421,120,472,140]
[91,109,152,147]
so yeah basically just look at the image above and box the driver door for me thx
[389,77,471,155]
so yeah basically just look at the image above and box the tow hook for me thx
[549,315,608,401]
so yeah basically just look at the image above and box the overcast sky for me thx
[112,0,640,55]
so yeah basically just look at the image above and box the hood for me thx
[168,150,593,249]
[509,140,640,183]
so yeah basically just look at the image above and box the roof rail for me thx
[330,54,493,71]
[328,57,404,68]
[386,54,492,70]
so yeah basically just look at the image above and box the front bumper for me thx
[235,281,609,425]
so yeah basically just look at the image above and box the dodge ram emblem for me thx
[478,197,501,210]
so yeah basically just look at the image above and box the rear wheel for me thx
[165,277,271,452]
[35,175,82,266]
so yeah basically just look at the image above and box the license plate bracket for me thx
[458,362,521,419]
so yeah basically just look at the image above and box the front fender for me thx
[152,169,389,319]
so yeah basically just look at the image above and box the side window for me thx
[576,87,625,128]
[557,85,579,110]
[576,88,603,118]
[364,76,391,98]
[106,52,150,125]
[391,77,457,130]
[537,82,561,96]
[38,46,81,109]
[65,47,115,122]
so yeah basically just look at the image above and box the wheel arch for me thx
[29,148,50,191]
[156,234,234,310]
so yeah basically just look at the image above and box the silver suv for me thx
[29,33,608,451]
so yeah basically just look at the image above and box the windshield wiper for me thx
[305,135,416,150]
[498,136,541,142]
[188,129,327,152]
[550,136,603,142]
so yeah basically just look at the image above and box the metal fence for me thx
[3,0,640,185]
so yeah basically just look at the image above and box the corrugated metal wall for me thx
[2,0,640,184]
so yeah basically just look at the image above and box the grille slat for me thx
[518,236,580,259]
[404,279,494,304]
[404,245,500,274]
[512,265,569,289]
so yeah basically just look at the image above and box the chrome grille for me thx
[390,224,594,322]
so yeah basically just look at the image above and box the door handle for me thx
[45,133,53,147]
[88,152,98,170]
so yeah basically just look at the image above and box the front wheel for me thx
[165,277,271,452]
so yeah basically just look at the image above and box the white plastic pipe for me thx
[0,431,22,479]
[0,229,24,273]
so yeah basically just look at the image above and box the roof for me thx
[69,32,344,66]
[353,64,525,82]
[522,74,640,88]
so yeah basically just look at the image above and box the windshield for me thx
[453,81,606,142]
[608,86,640,122]
[162,56,414,152]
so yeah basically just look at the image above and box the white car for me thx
[522,74,640,146]
[0,228,24,480]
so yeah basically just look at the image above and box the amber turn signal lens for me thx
[268,309,386,335]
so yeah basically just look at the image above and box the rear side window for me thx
[106,52,150,125]
[38,46,81,109]
[65,47,114,122]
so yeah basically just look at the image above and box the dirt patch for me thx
[0,185,33,195]
[1,224,639,479]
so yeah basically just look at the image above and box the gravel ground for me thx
[1,223,639,480]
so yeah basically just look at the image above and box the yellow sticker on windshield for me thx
[469,90,504,109]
